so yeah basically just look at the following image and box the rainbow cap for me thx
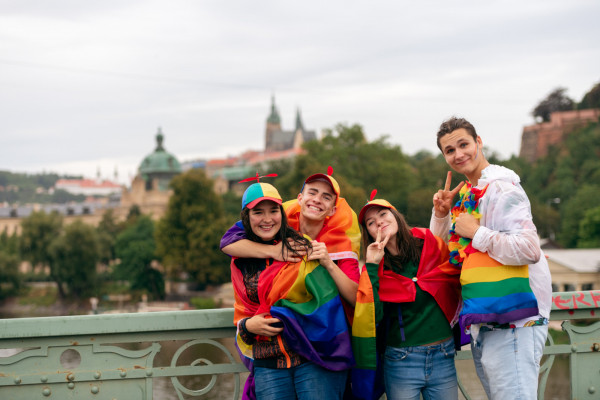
[239,173,282,210]
[302,166,341,202]
[358,189,397,224]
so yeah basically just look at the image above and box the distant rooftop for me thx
[545,249,600,273]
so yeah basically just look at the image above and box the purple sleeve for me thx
[220,221,247,250]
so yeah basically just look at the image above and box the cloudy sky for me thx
[1,0,599,184]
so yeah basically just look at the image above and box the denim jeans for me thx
[383,337,458,400]
[254,362,347,400]
[471,325,548,400]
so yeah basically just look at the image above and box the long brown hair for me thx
[240,204,311,259]
[360,207,423,270]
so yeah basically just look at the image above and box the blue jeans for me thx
[471,325,548,400]
[254,362,347,400]
[383,337,458,400]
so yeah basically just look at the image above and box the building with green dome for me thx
[120,128,182,219]
[139,128,182,191]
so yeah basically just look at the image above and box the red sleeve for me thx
[336,257,360,283]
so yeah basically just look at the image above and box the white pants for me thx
[471,325,548,400]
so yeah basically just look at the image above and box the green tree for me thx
[20,211,65,297]
[296,124,414,212]
[0,228,19,256]
[114,215,164,299]
[558,185,600,248]
[577,81,600,110]
[49,220,100,299]
[155,169,230,288]
[96,209,122,264]
[0,251,21,299]
[532,87,575,122]
[577,206,600,248]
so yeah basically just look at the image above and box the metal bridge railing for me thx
[0,290,598,399]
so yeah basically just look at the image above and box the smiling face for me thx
[248,200,282,242]
[297,180,337,222]
[364,206,399,243]
[439,128,487,182]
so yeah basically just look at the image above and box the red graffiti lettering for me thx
[575,292,592,307]
[553,295,572,310]
[591,291,600,308]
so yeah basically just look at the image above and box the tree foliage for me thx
[114,215,164,299]
[49,220,100,299]
[19,211,66,297]
[0,170,85,204]
[96,209,123,264]
[577,81,600,110]
[155,169,230,288]
[532,87,575,122]
[0,251,21,298]
[519,118,600,247]
[577,206,600,248]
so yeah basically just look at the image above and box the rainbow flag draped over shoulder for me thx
[350,228,460,400]
[284,198,361,262]
[231,257,355,397]
[351,260,382,400]
[450,184,538,327]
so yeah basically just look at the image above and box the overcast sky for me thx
[1,0,599,184]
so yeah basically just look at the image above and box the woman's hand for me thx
[245,313,284,337]
[433,171,464,218]
[366,227,390,264]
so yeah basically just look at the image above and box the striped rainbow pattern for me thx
[459,251,538,326]
[231,256,355,371]
[349,261,384,400]
[283,197,361,261]
[269,258,355,371]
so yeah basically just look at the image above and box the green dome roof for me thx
[139,128,182,176]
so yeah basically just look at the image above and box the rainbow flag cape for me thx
[351,228,461,400]
[450,184,538,327]
[283,197,361,262]
[231,257,354,398]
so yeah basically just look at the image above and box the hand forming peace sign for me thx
[432,171,465,218]
[365,227,391,265]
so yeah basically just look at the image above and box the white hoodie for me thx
[430,164,553,325]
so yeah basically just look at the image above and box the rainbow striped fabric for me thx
[269,259,355,371]
[231,257,354,398]
[450,184,538,327]
[283,198,361,262]
[459,252,538,326]
[351,260,383,400]
[350,227,461,400]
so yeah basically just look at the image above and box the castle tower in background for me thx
[265,96,282,152]
[264,96,316,153]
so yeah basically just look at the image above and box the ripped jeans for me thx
[383,337,458,400]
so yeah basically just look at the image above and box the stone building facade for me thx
[519,109,600,163]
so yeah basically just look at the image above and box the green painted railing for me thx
[0,290,598,399]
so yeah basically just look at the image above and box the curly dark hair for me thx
[240,204,312,260]
[436,117,478,151]
[360,206,422,270]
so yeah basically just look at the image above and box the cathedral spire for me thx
[295,108,304,132]
[267,95,281,124]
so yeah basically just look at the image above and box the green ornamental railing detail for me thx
[0,290,598,399]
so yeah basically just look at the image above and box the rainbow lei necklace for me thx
[448,182,489,266]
